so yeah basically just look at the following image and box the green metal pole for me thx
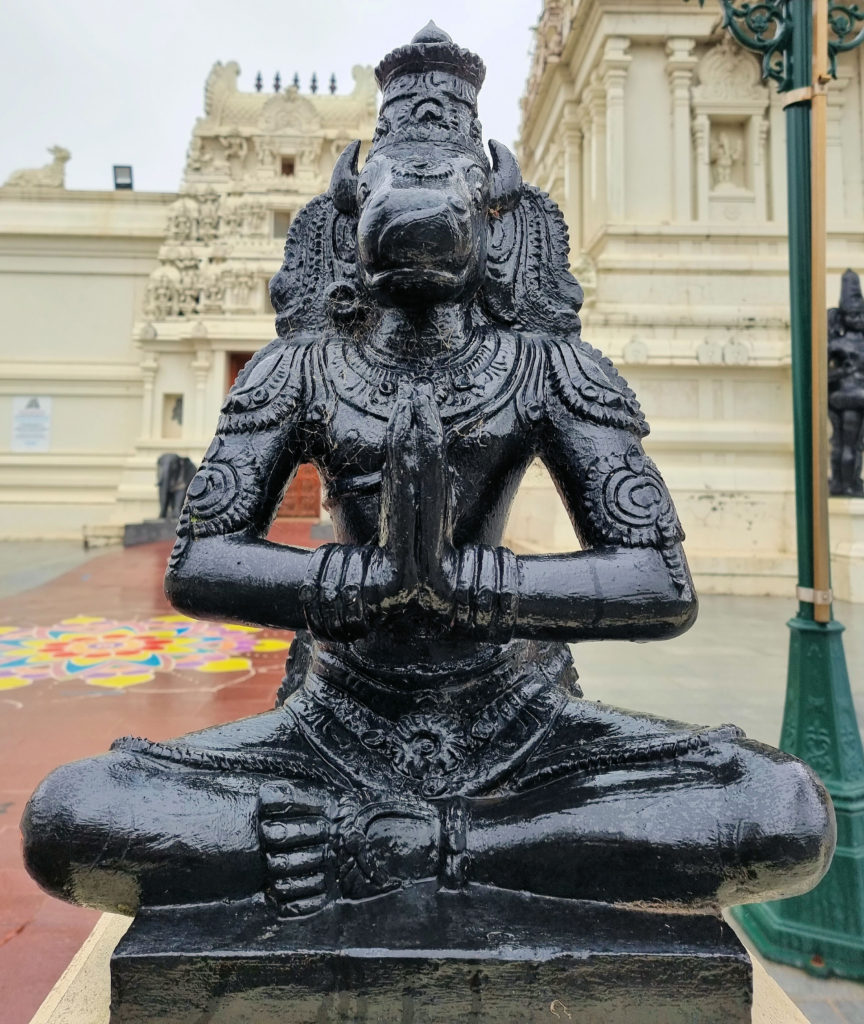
[731,0,864,980]
[786,2,815,613]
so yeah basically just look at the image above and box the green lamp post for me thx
[688,0,864,980]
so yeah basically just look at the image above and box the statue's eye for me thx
[357,182,371,207]
[412,99,444,124]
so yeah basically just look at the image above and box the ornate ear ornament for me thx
[488,140,522,213]
[329,139,361,216]
[269,193,362,337]
[482,184,583,333]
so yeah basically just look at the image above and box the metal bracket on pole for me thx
[796,585,833,607]
[778,86,814,106]
[781,86,813,106]
[782,80,829,106]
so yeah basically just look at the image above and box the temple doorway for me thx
[227,352,321,519]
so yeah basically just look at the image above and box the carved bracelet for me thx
[453,545,519,643]
[300,543,373,642]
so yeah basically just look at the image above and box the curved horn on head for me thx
[329,139,361,215]
[488,139,522,212]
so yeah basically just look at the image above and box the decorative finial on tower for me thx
[273,71,281,93]
[310,72,318,94]
[292,72,300,90]
[254,71,263,93]
[329,73,337,95]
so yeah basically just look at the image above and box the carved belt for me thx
[283,639,576,799]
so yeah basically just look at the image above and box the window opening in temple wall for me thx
[161,395,183,439]
[280,156,295,177]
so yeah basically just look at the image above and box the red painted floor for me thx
[0,521,318,1024]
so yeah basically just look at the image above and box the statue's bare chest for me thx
[304,331,536,473]
[293,331,539,528]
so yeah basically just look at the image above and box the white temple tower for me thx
[113,63,377,528]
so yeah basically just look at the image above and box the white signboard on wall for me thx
[12,396,52,452]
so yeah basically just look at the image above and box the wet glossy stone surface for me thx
[109,884,751,1024]
[16,21,838,1024]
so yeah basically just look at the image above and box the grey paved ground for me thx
[576,592,864,1023]
[574,591,864,744]
[3,542,862,1020]
[0,540,102,599]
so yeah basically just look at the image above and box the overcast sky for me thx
[0,0,543,193]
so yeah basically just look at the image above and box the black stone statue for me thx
[23,24,834,1020]
[829,269,864,497]
[156,452,196,519]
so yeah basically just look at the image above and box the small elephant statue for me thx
[156,452,196,519]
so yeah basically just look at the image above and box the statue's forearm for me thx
[448,543,695,644]
[165,536,396,641]
[165,535,312,631]
[166,533,695,645]
[512,546,697,642]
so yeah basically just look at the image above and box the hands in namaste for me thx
[301,380,517,642]
[374,380,457,627]
[300,380,459,640]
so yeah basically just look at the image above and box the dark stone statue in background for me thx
[23,24,834,1022]
[156,452,196,519]
[829,269,864,497]
[123,453,197,547]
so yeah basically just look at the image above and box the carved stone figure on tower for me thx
[22,24,834,1019]
[828,268,864,496]
[710,131,742,189]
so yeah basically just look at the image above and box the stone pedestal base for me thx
[108,884,752,1024]
[122,518,177,547]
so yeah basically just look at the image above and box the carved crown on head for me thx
[375,22,486,93]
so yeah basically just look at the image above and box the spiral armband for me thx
[300,544,373,642]
[453,545,519,643]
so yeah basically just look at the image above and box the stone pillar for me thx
[192,344,213,442]
[601,37,631,222]
[827,66,854,224]
[587,72,606,209]
[753,116,770,221]
[562,101,583,255]
[692,113,710,222]
[582,74,606,238]
[665,38,697,223]
[140,354,158,440]
[769,89,787,226]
